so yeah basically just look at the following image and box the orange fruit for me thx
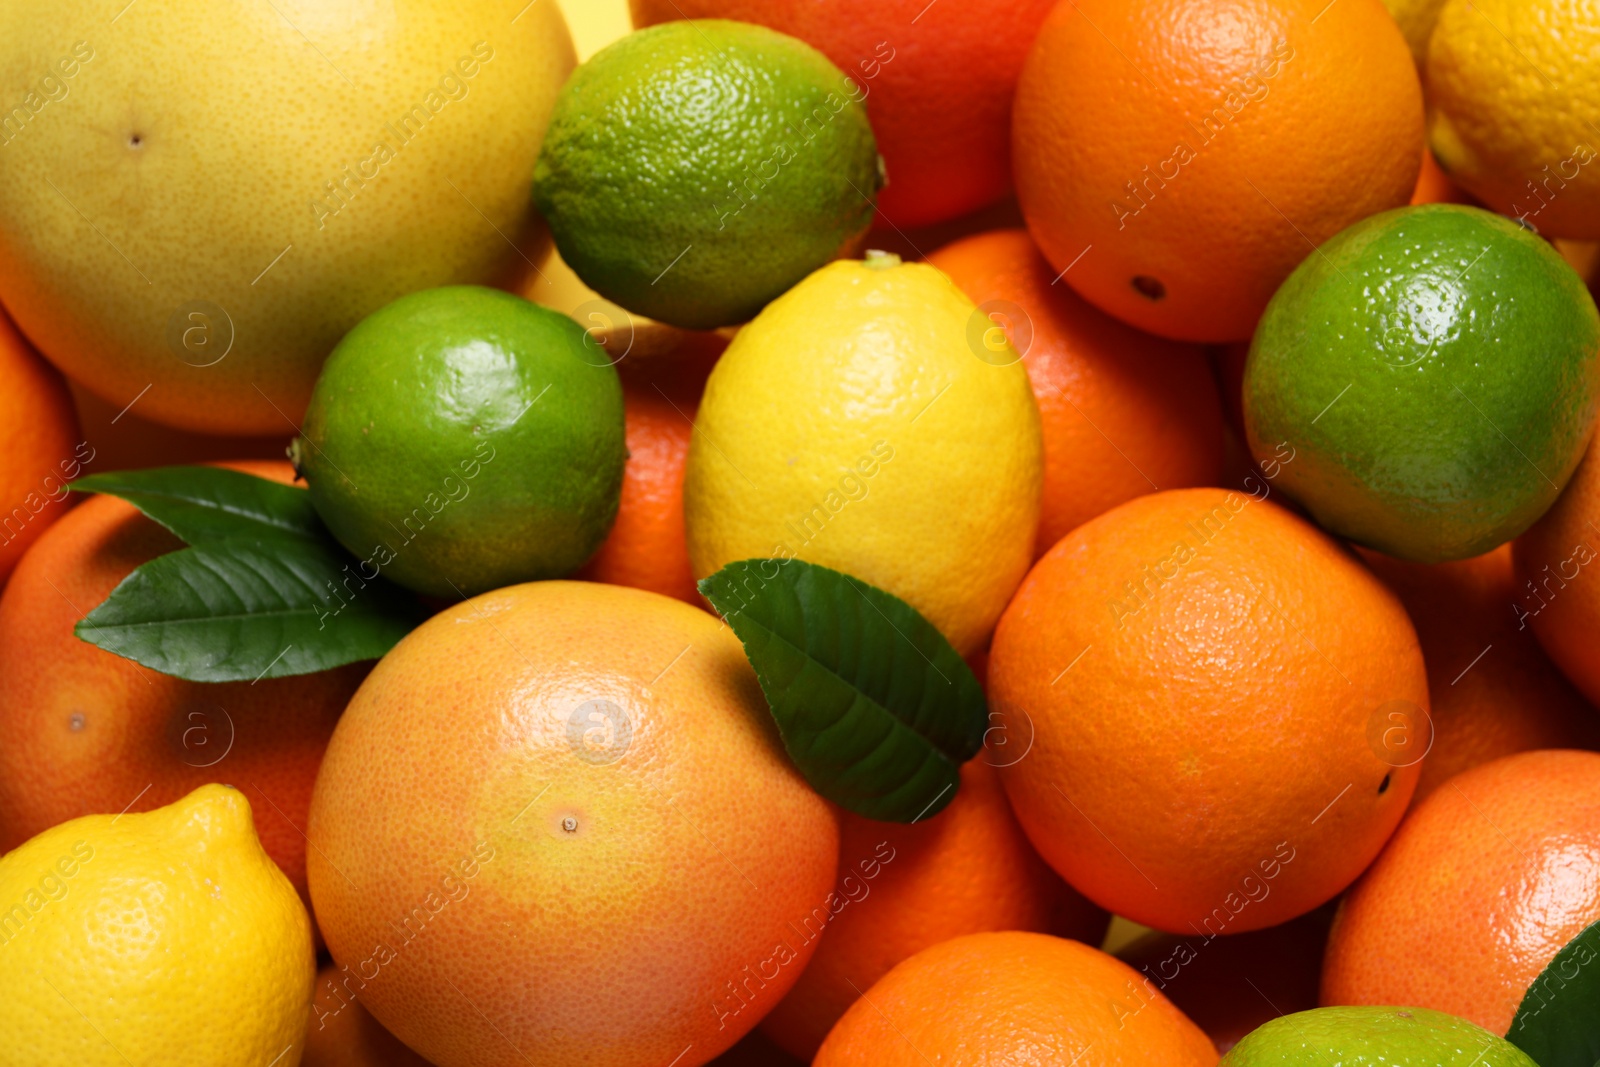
[0,459,364,907]
[1411,146,1476,206]
[1514,436,1600,706]
[0,305,81,586]
[758,760,1110,1059]
[577,328,725,603]
[813,931,1219,1066]
[927,229,1225,555]
[1357,545,1600,800]
[1572,240,1600,279]
[1321,749,1600,1033]
[628,0,1059,228]
[1013,0,1423,342]
[990,488,1427,934]
[306,581,838,1067]
[304,960,433,1067]
[1558,239,1600,306]
[1116,907,1333,1053]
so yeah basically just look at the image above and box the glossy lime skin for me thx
[1244,204,1600,562]
[295,286,624,598]
[1222,1006,1538,1066]
[533,19,881,330]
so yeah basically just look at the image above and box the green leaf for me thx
[69,465,422,681]
[75,540,423,683]
[698,559,986,823]
[71,466,323,546]
[1507,918,1600,1067]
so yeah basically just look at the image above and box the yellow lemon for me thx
[1381,0,1450,65]
[684,252,1043,655]
[1426,0,1600,238]
[0,784,314,1066]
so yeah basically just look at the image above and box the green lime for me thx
[292,285,625,598]
[1222,1006,1538,1066]
[1244,204,1600,562]
[532,19,882,330]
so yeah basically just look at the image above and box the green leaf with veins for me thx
[698,558,986,823]
[72,466,423,681]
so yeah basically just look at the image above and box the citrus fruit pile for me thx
[1,0,1599,1065]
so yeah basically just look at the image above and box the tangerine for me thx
[1013,0,1423,341]
[990,488,1427,934]
[1321,749,1600,1034]
[927,229,1224,555]
[628,0,1058,228]
[0,306,80,585]
[1358,545,1600,799]
[0,460,364,907]
[1514,436,1600,707]
[578,328,725,603]
[759,760,1109,1059]
[304,960,433,1067]
[814,931,1218,1066]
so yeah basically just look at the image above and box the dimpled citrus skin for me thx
[1221,1006,1537,1066]
[1514,434,1600,706]
[1427,0,1600,238]
[758,761,1110,1059]
[683,256,1043,656]
[0,1,572,435]
[0,306,78,584]
[629,0,1058,229]
[991,488,1427,935]
[927,228,1225,556]
[814,931,1219,1067]
[1013,0,1422,343]
[295,286,625,598]
[533,20,880,330]
[306,581,838,1067]
[0,461,364,909]
[1357,545,1600,801]
[0,785,314,1066]
[1245,205,1600,563]
[1322,751,1600,1033]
